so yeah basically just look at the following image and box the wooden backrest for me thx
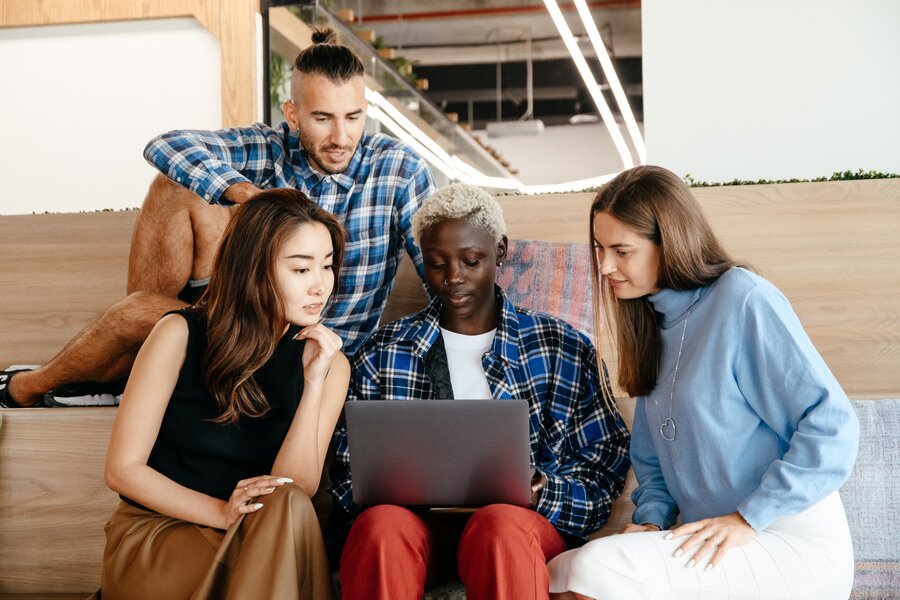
[1,178,898,593]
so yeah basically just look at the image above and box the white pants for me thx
[548,492,854,600]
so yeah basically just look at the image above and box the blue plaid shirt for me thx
[144,122,436,355]
[330,289,631,539]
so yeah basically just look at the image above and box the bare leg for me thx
[127,173,233,295]
[7,176,232,406]
[8,292,186,405]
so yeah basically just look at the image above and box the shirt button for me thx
[205,194,210,200]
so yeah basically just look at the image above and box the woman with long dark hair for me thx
[96,189,349,599]
[549,166,859,599]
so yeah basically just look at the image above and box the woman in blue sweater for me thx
[548,166,859,599]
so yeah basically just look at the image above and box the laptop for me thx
[345,399,532,507]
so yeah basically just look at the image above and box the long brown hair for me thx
[199,188,345,424]
[590,166,745,397]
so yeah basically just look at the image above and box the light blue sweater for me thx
[631,268,859,532]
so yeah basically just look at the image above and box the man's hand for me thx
[223,182,263,204]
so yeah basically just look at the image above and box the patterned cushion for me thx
[843,399,900,598]
[498,239,594,338]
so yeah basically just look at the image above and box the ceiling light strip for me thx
[367,100,522,190]
[543,0,634,169]
[573,0,645,163]
[367,88,623,193]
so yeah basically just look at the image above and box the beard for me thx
[299,131,357,175]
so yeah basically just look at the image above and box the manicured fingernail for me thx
[705,564,713,572]
[687,559,696,568]
[265,487,276,493]
[673,549,683,558]
[276,477,293,484]
[664,532,674,540]
[253,503,264,510]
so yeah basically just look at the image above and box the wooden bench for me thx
[2,179,899,595]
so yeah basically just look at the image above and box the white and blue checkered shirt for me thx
[144,122,436,354]
[330,289,632,539]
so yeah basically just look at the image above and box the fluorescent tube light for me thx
[542,0,634,169]
[573,0,645,163]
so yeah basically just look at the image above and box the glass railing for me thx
[263,1,521,189]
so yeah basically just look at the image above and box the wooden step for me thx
[335,8,354,23]
[377,47,396,60]
[357,29,376,44]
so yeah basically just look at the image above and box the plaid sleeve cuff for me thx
[186,164,250,206]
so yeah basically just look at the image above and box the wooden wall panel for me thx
[0,180,897,593]
[387,179,900,399]
[0,409,118,593]
[0,211,138,366]
[1,179,898,398]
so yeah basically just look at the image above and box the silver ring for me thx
[243,486,249,493]
[712,538,720,546]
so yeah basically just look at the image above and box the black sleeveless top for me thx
[123,308,305,507]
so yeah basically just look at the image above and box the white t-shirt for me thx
[440,327,496,400]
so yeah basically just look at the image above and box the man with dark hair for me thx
[0,28,435,408]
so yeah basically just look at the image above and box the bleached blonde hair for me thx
[412,182,507,245]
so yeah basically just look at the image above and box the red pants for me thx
[339,504,568,600]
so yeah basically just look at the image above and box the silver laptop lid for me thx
[345,399,531,507]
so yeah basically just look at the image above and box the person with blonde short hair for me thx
[330,183,631,600]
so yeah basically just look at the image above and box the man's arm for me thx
[144,124,281,206]
[394,161,437,282]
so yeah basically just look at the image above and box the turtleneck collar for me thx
[647,286,706,329]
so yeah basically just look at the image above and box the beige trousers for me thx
[91,484,334,600]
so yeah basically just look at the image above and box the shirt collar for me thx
[392,286,521,364]
[286,126,365,192]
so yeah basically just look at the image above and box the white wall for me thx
[0,18,221,215]
[643,0,900,182]
[473,121,637,185]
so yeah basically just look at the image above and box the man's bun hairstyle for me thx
[293,27,364,83]
[310,28,338,45]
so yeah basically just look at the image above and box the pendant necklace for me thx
[654,303,694,442]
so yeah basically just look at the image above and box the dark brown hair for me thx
[590,165,746,397]
[200,188,345,424]
[292,27,364,85]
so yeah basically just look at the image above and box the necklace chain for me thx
[654,305,693,442]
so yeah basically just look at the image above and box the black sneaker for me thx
[44,378,127,407]
[0,369,35,408]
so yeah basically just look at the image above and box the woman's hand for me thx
[619,523,660,534]
[295,324,343,385]
[217,475,293,530]
[666,511,757,570]
[529,469,548,507]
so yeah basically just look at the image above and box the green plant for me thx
[269,52,291,108]
[683,169,899,188]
